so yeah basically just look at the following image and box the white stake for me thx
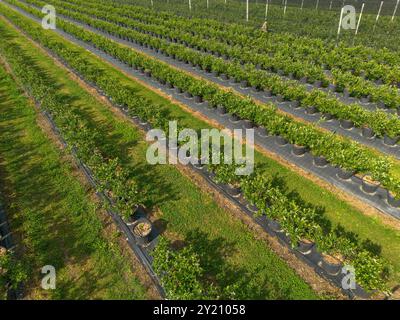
[329,1,332,10]
[392,0,399,22]
[336,6,344,44]
[207,0,209,8]
[284,0,287,15]
[246,0,249,22]
[355,3,364,36]
[301,0,304,10]
[189,0,192,11]
[315,0,319,10]
[373,1,384,31]
[151,0,153,7]
[265,0,269,20]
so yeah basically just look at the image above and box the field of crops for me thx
[0,0,400,301]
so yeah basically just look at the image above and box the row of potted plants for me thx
[2,10,392,294]
[6,2,400,201]
[29,0,400,141]
[1,39,149,222]
[35,0,400,110]
[62,0,400,86]
[206,158,389,293]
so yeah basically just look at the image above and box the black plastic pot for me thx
[144,70,151,78]
[240,80,249,88]
[313,155,328,167]
[337,168,355,180]
[296,240,315,255]
[229,113,240,122]
[166,82,174,89]
[292,144,307,156]
[291,101,300,108]
[318,259,342,276]
[257,126,269,137]
[226,185,241,198]
[322,112,333,121]
[246,202,259,213]
[383,134,399,146]
[276,94,284,102]
[327,84,336,92]
[263,90,272,98]
[275,136,288,146]
[361,176,380,194]
[220,74,229,80]
[184,91,193,99]
[176,87,183,94]
[387,191,400,208]
[362,127,375,139]
[377,101,387,109]
[194,95,203,104]
[217,105,227,114]
[360,96,370,103]
[340,119,354,129]
[268,220,284,233]
[314,80,322,88]
[131,217,152,246]
[242,120,254,129]
[305,105,317,115]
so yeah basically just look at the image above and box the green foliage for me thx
[152,237,205,299]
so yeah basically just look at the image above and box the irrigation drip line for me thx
[9,2,399,221]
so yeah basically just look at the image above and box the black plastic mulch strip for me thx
[46,8,400,160]
[1,5,382,298]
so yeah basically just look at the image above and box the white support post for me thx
[329,1,332,10]
[392,0,399,22]
[336,7,344,45]
[207,0,209,8]
[373,1,384,31]
[246,0,249,22]
[355,3,365,36]
[284,0,287,15]
[189,0,192,11]
[265,0,269,20]
[301,0,304,10]
[151,0,153,7]
[315,0,319,10]
[355,3,365,35]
